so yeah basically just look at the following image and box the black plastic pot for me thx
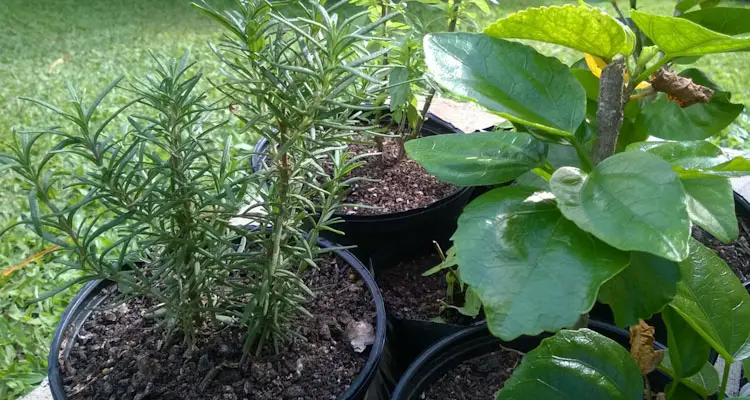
[392,320,675,399]
[251,113,472,270]
[47,238,389,400]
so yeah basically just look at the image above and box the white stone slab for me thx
[21,378,51,400]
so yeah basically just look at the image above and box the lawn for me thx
[1,0,749,398]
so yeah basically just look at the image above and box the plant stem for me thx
[594,55,626,164]
[413,0,461,140]
[718,360,731,400]
[666,377,678,400]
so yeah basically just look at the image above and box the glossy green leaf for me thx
[483,5,635,59]
[681,8,750,36]
[682,177,738,243]
[660,349,719,397]
[633,69,744,141]
[663,307,712,378]
[625,139,750,177]
[598,252,680,327]
[550,152,691,261]
[404,131,547,186]
[388,66,409,111]
[677,156,750,179]
[626,140,725,168]
[676,0,721,13]
[631,10,750,57]
[454,186,628,340]
[497,329,644,399]
[668,239,750,362]
[626,140,740,242]
[424,33,586,137]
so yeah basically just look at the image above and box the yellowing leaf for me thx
[484,5,635,59]
[629,319,665,375]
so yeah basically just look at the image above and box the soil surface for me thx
[376,254,474,324]
[693,211,750,283]
[422,347,521,400]
[59,256,375,400]
[342,139,457,215]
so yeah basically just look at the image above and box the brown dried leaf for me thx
[650,69,714,108]
[629,319,665,374]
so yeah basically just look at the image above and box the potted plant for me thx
[0,2,393,398]
[399,1,750,398]
[249,0,496,271]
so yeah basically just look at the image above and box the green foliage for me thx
[484,5,635,59]
[423,33,586,137]
[669,240,750,362]
[407,2,750,398]
[660,350,720,397]
[404,131,548,185]
[634,69,743,141]
[598,252,680,327]
[497,329,644,399]
[680,7,750,36]
[631,10,750,57]
[2,55,257,347]
[550,152,691,262]
[193,0,391,353]
[0,1,233,396]
[452,186,627,340]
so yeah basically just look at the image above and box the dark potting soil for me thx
[375,254,473,324]
[422,347,521,400]
[59,256,375,400]
[341,140,457,215]
[692,211,750,283]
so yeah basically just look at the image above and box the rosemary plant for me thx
[193,0,395,354]
[0,54,253,349]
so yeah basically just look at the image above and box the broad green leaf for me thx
[681,8,750,36]
[625,139,750,178]
[598,252,680,327]
[626,140,740,242]
[663,307,712,378]
[660,350,719,397]
[404,131,547,186]
[631,10,750,57]
[388,66,409,111]
[483,5,635,59]
[515,171,549,189]
[668,239,750,362]
[497,329,644,399]
[677,156,750,179]
[682,177,738,243]
[424,33,586,137]
[625,140,725,169]
[454,186,628,340]
[550,152,691,261]
[676,0,721,13]
[633,69,743,141]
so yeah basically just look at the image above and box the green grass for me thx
[1,0,750,398]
